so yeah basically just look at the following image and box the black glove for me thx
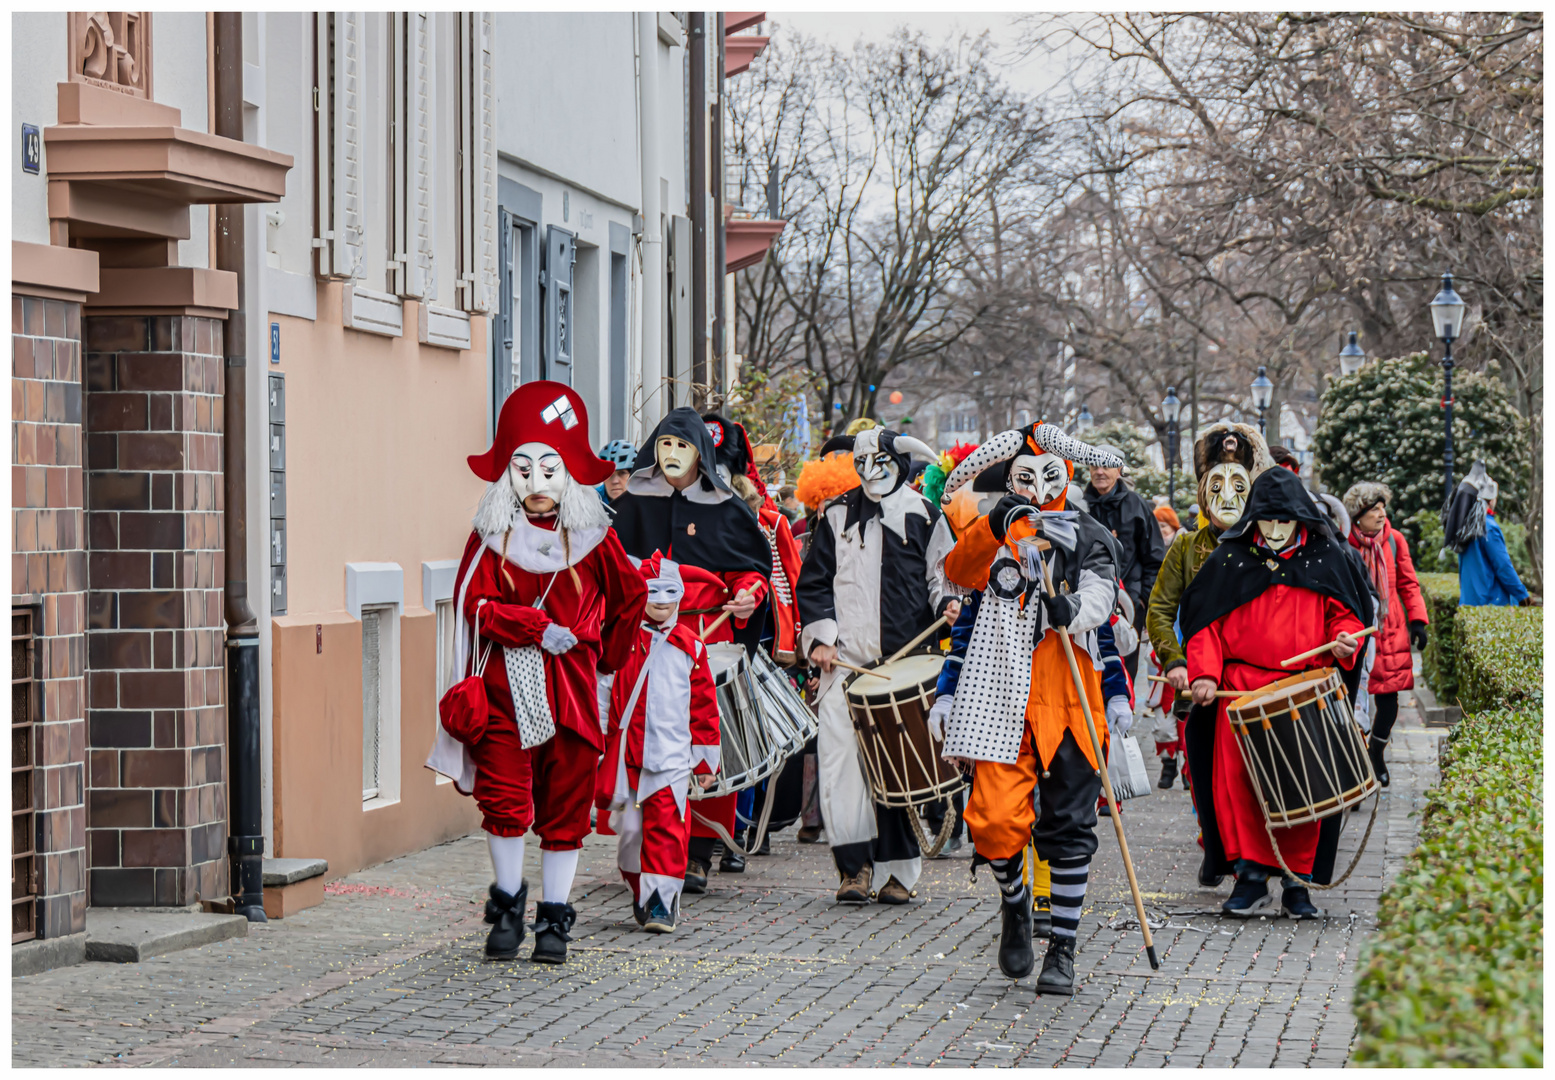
[1408,620,1427,651]
[988,493,1034,542]
[1042,591,1082,629]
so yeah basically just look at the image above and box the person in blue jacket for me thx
[1458,483,1531,606]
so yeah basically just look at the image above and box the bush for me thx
[1417,572,1461,704]
[1351,705,1543,1067]
[1455,605,1543,713]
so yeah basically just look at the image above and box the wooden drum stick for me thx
[698,587,756,642]
[1279,625,1377,668]
[1146,675,1241,698]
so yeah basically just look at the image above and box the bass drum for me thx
[844,652,966,809]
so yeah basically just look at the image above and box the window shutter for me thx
[403,12,433,298]
[317,12,364,280]
[459,12,498,314]
[543,225,576,384]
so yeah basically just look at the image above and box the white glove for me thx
[595,673,614,734]
[1105,696,1133,736]
[927,695,954,742]
[541,623,578,655]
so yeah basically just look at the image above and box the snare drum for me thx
[845,653,966,809]
[692,644,814,800]
[1226,667,1378,826]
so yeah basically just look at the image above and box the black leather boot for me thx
[530,901,575,964]
[1036,936,1076,996]
[1031,894,1052,940]
[1158,756,1179,790]
[684,857,709,894]
[1368,736,1390,788]
[720,832,746,873]
[483,881,527,960]
[998,889,1035,980]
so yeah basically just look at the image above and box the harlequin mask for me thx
[1010,452,1068,505]
[854,448,899,501]
[1257,519,1297,550]
[1204,463,1252,528]
[656,436,699,481]
[509,441,571,516]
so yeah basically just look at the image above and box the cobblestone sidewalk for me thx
[12,706,1438,1067]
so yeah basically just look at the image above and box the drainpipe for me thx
[688,12,708,406]
[637,13,663,430]
[214,12,266,924]
[712,12,727,404]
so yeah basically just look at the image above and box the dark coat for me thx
[1084,480,1166,619]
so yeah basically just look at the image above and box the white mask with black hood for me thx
[819,428,939,538]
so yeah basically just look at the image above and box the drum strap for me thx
[690,777,780,858]
[1264,793,1381,891]
[607,635,665,810]
[907,801,959,858]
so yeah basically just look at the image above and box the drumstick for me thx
[833,659,889,680]
[1037,557,1159,970]
[1279,625,1377,668]
[1146,675,1243,698]
[883,615,949,667]
[698,587,756,642]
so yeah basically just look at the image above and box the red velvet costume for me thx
[451,520,646,847]
[1185,581,1362,874]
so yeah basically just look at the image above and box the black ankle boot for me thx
[720,833,747,873]
[1036,936,1076,996]
[483,881,527,960]
[1158,756,1179,790]
[530,901,575,964]
[1368,736,1390,788]
[997,889,1035,980]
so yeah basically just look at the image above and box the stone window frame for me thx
[346,563,403,811]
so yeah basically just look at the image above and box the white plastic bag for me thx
[1107,719,1152,801]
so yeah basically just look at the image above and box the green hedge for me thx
[1455,606,1543,714]
[1352,614,1545,1066]
[1417,572,1461,704]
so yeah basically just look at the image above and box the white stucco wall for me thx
[11,12,67,246]
[150,11,210,270]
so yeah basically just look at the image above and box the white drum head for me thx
[846,652,944,701]
[705,642,747,682]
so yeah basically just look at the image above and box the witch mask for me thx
[1204,463,1251,528]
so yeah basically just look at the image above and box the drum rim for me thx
[1226,665,1340,714]
[841,647,946,699]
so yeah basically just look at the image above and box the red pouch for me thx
[438,601,494,747]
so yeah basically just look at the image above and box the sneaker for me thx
[683,858,709,895]
[934,835,965,859]
[797,825,822,844]
[1035,936,1076,996]
[1367,736,1390,788]
[631,898,647,928]
[1098,799,1111,818]
[1281,883,1321,920]
[642,889,676,934]
[530,901,575,964]
[835,867,872,904]
[998,890,1035,979]
[876,876,913,905]
[1222,875,1273,918]
[1032,894,1053,940]
[483,881,528,960]
[1158,756,1179,789]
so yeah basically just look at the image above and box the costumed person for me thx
[797,427,959,905]
[1083,445,1165,681]
[1445,463,1530,607]
[1145,421,1271,886]
[598,439,637,507]
[1179,467,1375,918]
[608,407,772,889]
[1095,589,1138,819]
[938,423,1124,996]
[428,382,648,964]
[597,553,720,933]
[1343,483,1428,787]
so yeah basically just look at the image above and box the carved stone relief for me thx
[69,12,152,98]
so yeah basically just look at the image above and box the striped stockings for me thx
[1049,855,1090,940]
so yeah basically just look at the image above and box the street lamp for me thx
[1161,386,1182,509]
[1429,271,1467,502]
[1338,331,1366,376]
[1076,404,1095,434]
[1250,366,1274,436]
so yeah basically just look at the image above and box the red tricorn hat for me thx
[468,381,613,485]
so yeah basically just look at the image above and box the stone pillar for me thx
[83,314,228,907]
[11,293,88,939]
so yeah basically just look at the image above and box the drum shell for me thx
[691,646,816,800]
[845,654,965,809]
[1227,668,1378,825]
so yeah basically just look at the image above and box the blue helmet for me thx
[599,439,637,471]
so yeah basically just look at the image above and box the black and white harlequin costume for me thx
[796,428,958,902]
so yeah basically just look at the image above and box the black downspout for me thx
[689,12,708,406]
[712,12,726,404]
[214,12,266,923]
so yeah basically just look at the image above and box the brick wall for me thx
[11,293,89,939]
[83,314,228,908]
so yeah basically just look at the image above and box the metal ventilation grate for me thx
[361,607,382,800]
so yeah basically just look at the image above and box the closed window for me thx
[360,603,400,804]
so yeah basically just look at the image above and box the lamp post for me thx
[1076,404,1094,434]
[1430,271,1467,502]
[1338,331,1366,376]
[1250,366,1274,436]
[1161,386,1182,509]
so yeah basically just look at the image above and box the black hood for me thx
[633,407,731,495]
[1220,467,1333,543]
[701,411,754,481]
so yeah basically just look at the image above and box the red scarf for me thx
[1349,524,1391,621]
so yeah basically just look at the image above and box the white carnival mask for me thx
[1205,463,1251,528]
[656,435,699,481]
[1009,451,1068,505]
[509,441,571,516]
[854,448,899,501]
[1257,519,1298,550]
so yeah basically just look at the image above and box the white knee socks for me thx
[542,847,580,903]
[487,833,526,897]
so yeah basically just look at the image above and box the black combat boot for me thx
[483,881,528,960]
[1158,756,1179,790]
[998,888,1035,980]
[1035,936,1076,996]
